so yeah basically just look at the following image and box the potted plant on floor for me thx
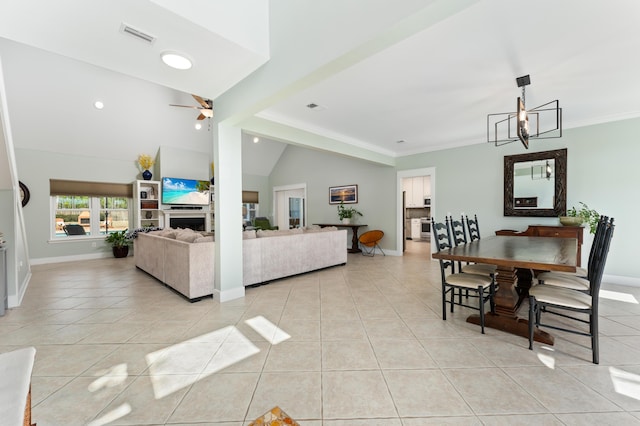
[105,229,132,258]
[337,202,362,224]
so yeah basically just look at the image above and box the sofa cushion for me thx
[176,227,195,233]
[194,236,214,243]
[176,232,200,243]
[257,229,293,238]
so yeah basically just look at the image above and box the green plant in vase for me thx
[565,202,600,234]
[105,229,132,258]
[337,202,362,224]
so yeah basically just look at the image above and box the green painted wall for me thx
[396,117,640,279]
[269,145,396,251]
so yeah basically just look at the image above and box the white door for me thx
[274,186,306,229]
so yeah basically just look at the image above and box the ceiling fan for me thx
[170,94,213,120]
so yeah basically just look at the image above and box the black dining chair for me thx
[528,217,615,364]
[536,215,608,292]
[432,218,495,334]
[465,214,482,242]
[446,215,497,279]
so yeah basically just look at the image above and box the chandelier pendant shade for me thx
[487,75,562,149]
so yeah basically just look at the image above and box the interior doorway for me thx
[273,184,307,230]
[397,168,435,256]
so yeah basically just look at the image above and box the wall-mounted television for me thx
[161,177,210,206]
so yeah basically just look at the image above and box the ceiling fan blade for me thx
[197,113,206,120]
[201,109,214,118]
[192,94,209,109]
[170,104,198,109]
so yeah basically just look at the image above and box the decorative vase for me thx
[342,217,351,225]
[559,216,583,226]
[142,170,152,180]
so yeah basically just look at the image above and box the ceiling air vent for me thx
[306,103,326,111]
[120,23,156,44]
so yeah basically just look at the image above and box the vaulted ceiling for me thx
[1,0,639,164]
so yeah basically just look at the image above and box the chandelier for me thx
[487,75,562,149]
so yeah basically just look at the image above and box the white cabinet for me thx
[411,218,422,239]
[404,176,430,207]
[412,178,424,206]
[132,180,163,229]
[402,178,414,207]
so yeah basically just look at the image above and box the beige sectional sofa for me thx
[134,226,347,301]
[134,229,214,301]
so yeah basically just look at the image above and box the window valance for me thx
[50,179,133,198]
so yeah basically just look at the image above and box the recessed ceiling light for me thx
[161,52,192,70]
[94,100,104,109]
[195,123,202,130]
[253,137,260,143]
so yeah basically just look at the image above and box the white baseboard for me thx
[30,252,116,265]
[7,270,31,308]
[603,274,640,287]
[215,286,245,303]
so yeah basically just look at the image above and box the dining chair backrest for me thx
[465,214,481,242]
[446,215,467,247]
[585,215,608,279]
[432,218,455,275]
[589,217,615,299]
[431,218,452,251]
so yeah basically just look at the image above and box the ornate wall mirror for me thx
[504,148,567,217]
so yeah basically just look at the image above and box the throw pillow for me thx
[176,232,200,243]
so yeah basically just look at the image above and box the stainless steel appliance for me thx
[420,217,430,240]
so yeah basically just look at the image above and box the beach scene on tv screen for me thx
[162,178,209,205]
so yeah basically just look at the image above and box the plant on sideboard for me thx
[565,202,600,234]
[337,202,362,224]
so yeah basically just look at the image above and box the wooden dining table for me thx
[432,235,578,344]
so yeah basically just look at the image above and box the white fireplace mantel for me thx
[162,209,212,232]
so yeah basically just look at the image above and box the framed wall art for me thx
[329,184,358,204]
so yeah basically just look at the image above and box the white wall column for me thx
[214,124,244,302]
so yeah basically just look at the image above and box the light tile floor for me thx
[2,240,640,425]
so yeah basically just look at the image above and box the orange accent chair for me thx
[358,230,385,256]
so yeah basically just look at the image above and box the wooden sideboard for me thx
[495,225,584,266]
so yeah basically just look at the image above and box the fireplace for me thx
[170,217,205,231]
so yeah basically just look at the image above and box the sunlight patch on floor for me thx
[87,403,132,426]
[537,346,556,369]
[245,315,291,344]
[600,290,639,304]
[143,324,272,399]
[88,363,129,393]
[610,367,640,401]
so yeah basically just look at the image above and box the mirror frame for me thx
[504,148,567,217]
